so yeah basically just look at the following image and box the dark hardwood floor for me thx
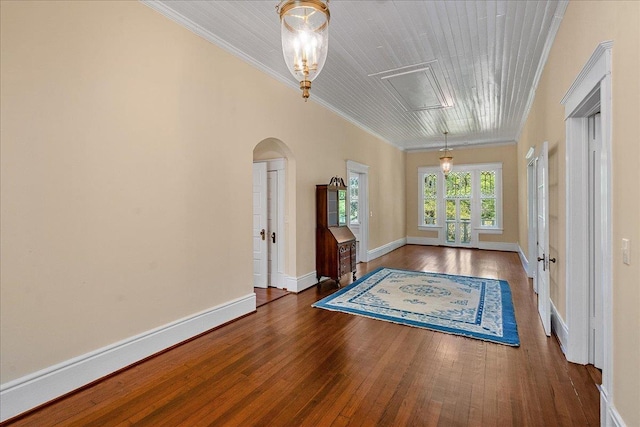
[254,287,290,308]
[4,245,600,426]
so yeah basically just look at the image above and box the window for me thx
[349,173,359,225]
[423,173,437,225]
[418,163,503,243]
[480,171,497,226]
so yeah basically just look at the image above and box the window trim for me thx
[420,171,439,227]
[475,167,502,232]
[417,166,443,230]
[418,163,503,238]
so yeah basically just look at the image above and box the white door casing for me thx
[253,162,268,288]
[588,113,604,369]
[562,41,613,423]
[536,141,551,336]
[527,154,538,283]
[346,160,369,262]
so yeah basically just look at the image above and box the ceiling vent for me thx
[370,61,453,112]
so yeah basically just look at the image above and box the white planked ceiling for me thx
[144,0,568,151]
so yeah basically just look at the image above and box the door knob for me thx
[537,255,546,271]
[271,232,276,243]
[260,229,266,240]
[537,256,545,262]
[549,257,556,264]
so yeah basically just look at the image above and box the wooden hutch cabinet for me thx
[316,177,357,287]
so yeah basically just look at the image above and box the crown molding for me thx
[140,1,399,151]
[406,139,516,153]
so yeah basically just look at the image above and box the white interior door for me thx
[536,141,551,336]
[252,162,268,288]
[588,113,603,369]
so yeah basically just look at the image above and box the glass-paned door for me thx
[445,172,472,244]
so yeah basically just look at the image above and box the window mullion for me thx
[456,199,461,244]
[496,170,502,228]
[472,170,479,243]
[440,172,446,243]
[439,172,443,227]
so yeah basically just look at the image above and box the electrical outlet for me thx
[622,238,630,265]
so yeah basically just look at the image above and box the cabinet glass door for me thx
[327,188,338,226]
[338,189,347,225]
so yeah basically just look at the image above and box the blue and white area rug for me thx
[313,267,520,346]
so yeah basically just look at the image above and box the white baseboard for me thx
[367,237,407,261]
[517,244,533,278]
[407,237,519,254]
[286,271,318,293]
[550,299,568,355]
[600,385,627,427]
[475,241,519,252]
[609,408,627,427]
[292,238,410,292]
[0,294,256,422]
[406,236,441,246]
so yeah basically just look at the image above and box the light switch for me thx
[622,238,630,265]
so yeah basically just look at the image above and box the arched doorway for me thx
[252,138,296,291]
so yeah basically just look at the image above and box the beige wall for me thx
[3,0,637,423]
[516,1,640,424]
[0,1,406,384]
[406,144,519,245]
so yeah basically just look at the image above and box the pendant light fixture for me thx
[276,0,330,101]
[439,131,453,176]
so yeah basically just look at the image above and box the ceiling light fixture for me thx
[276,0,330,101]
[439,131,453,176]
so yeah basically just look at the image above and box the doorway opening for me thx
[444,171,473,246]
[346,160,369,263]
[253,159,285,289]
[533,141,551,336]
[562,41,612,420]
[253,138,295,296]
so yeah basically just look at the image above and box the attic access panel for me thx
[371,61,453,112]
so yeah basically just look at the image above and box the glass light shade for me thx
[278,0,330,99]
[440,152,453,176]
